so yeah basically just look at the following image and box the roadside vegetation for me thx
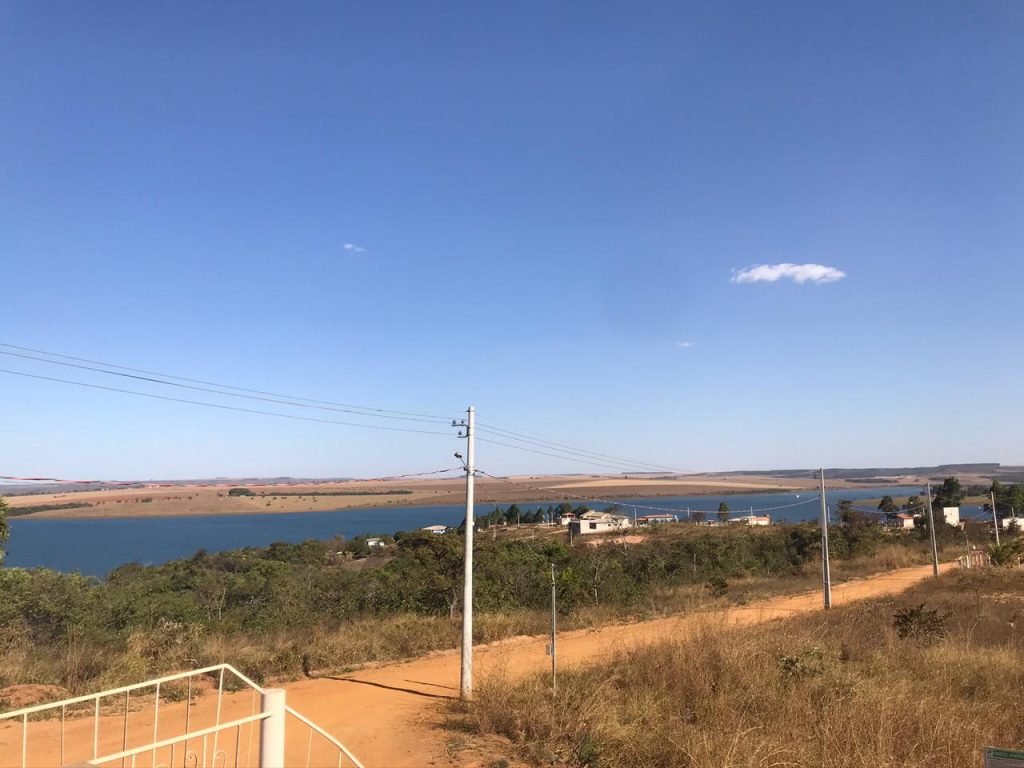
[0,484,998,704]
[463,567,1024,767]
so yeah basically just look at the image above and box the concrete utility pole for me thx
[925,481,939,577]
[549,563,557,692]
[992,490,1001,546]
[457,406,476,701]
[819,468,832,610]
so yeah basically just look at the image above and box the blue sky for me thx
[1,1,1022,479]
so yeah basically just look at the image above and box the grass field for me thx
[462,567,1024,767]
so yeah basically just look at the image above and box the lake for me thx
[5,486,984,577]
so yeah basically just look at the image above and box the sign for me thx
[986,748,1024,768]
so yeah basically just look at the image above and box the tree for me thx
[989,481,1024,519]
[0,496,8,564]
[932,477,965,510]
[878,495,897,515]
[988,540,1022,566]
[717,503,730,524]
[506,504,521,526]
[692,510,707,524]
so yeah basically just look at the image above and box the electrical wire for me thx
[0,367,454,436]
[0,347,455,424]
[475,436,676,474]
[476,469,822,515]
[474,423,679,473]
[1,343,684,474]
[0,343,457,422]
[0,466,465,487]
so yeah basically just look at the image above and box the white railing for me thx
[959,551,993,569]
[0,663,363,768]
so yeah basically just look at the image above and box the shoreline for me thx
[5,477,905,521]
[9,487,797,520]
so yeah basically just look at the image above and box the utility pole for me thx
[549,563,557,692]
[454,406,476,701]
[819,468,832,610]
[991,490,1001,546]
[925,481,939,577]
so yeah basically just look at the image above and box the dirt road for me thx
[0,563,953,767]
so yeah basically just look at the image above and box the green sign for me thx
[985,747,1024,768]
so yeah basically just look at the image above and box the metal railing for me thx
[0,663,363,768]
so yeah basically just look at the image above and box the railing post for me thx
[259,688,286,768]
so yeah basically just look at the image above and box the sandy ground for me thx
[4,474,830,520]
[0,562,954,768]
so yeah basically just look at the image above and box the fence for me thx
[0,663,363,768]
[958,551,993,569]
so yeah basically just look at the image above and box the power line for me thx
[0,466,465,487]
[476,470,822,515]
[2,343,686,474]
[0,367,454,436]
[475,436,674,474]
[0,343,456,423]
[474,423,678,473]
[0,348,452,425]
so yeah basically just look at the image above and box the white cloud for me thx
[343,243,366,253]
[676,341,695,349]
[731,263,846,285]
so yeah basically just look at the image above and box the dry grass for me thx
[0,547,955,702]
[463,568,1024,767]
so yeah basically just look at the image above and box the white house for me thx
[570,510,633,535]
[637,514,678,525]
[886,513,916,531]
[422,525,448,534]
[366,537,385,549]
[942,507,962,527]
[1000,517,1024,530]
[727,515,771,527]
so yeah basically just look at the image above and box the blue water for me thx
[5,486,984,577]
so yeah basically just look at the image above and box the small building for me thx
[422,525,448,534]
[366,537,385,549]
[727,515,771,527]
[570,510,633,535]
[886,512,916,531]
[637,514,678,525]
[942,507,962,528]
[1000,517,1024,530]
